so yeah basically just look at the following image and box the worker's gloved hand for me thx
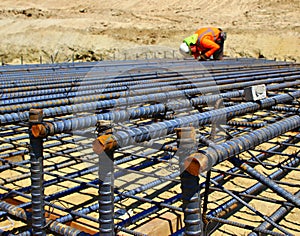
[198,54,209,61]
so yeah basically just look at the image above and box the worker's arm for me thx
[201,38,220,58]
[192,51,200,59]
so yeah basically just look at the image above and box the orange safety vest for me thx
[194,27,222,58]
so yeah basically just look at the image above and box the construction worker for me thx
[179,27,226,61]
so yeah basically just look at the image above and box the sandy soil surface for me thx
[0,0,299,64]
[0,1,299,235]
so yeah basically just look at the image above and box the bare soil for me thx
[0,0,299,64]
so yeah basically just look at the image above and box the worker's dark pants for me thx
[213,42,224,60]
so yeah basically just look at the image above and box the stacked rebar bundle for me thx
[0,58,299,236]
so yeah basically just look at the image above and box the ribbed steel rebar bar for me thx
[28,109,46,236]
[2,69,299,126]
[248,191,300,236]
[56,171,180,225]
[0,89,241,126]
[0,58,299,236]
[93,92,299,152]
[171,150,298,236]
[176,128,202,236]
[206,153,300,234]
[1,68,299,122]
[1,60,296,94]
[206,174,292,235]
[0,201,89,236]
[186,115,300,173]
[231,157,300,207]
[98,149,115,236]
[2,66,297,106]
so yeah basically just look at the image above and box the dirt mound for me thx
[0,0,299,64]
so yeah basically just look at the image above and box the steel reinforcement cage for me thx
[0,58,299,236]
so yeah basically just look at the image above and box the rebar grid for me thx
[0,58,299,236]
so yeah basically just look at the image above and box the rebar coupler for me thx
[93,134,118,154]
[29,109,54,138]
[184,152,211,176]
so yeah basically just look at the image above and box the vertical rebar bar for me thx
[94,134,115,236]
[29,109,46,236]
[176,128,202,235]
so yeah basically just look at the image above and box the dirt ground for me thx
[0,0,299,64]
[0,1,299,235]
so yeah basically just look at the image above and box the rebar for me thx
[0,58,299,236]
[28,109,46,236]
[185,115,300,173]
